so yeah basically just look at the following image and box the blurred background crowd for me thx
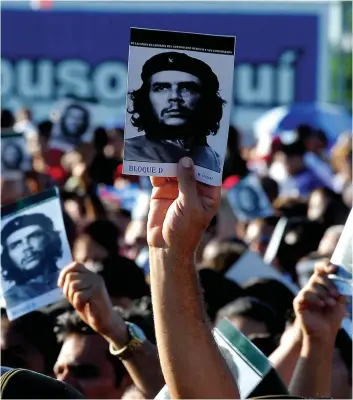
[1,1,352,399]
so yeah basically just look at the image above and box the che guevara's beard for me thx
[15,254,57,283]
[144,114,208,145]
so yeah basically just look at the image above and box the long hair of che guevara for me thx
[127,82,226,139]
[1,226,63,284]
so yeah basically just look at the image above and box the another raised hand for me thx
[58,262,164,398]
[293,261,346,344]
[289,260,347,398]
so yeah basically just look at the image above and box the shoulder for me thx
[4,284,28,308]
[126,135,149,146]
[195,145,222,173]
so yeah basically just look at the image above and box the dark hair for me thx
[1,309,59,374]
[223,126,249,180]
[198,268,245,322]
[260,176,279,204]
[1,109,15,128]
[55,310,126,386]
[1,215,63,284]
[93,127,108,151]
[243,278,295,332]
[202,240,246,273]
[309,187,350,227]
[250,334,280,357]
[81,220,120,257]
[60,104,90,140]
[128,80,225,140]
[38,120,53,141]
[98,256,150,300]
[217,297,282,335]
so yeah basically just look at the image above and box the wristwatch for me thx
[109,322,147,360]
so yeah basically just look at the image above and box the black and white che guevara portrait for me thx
[124,51,226,173]
[59,103,90,142]
[1,213,63,309]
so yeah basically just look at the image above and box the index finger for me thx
[314,259,336,276]
[58,262,88,287]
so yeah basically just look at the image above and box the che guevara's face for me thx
[6,225,47,271]
[148,70,202,127]
[63,107,86,135]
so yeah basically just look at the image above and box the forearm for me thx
[289,336,334,398]
[103,331,165,399]
[269,325,302,386]
[149,247,239,399]
[269,342,301,386]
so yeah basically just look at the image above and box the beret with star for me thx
[1,214,54,247]
[141,51,220,91]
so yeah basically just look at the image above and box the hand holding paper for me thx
[58,262,126,340]
[148,157,221,257]
[294,260,346,344]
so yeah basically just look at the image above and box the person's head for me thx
[1,109,15,128]
[1,176,30,206]
[222,126,249,180]
[307,187,349,226]
[29,120,54,154]
[296,124,327,153]
[128,52,225,142]
[277,140,306,176]
[245,217,279,257]
[97,256,151,308]
[198,268,245,322]
[60,104,90,140]
[201,238,247,273]
[317,225,344,257]
[73,220,120,263]
[216,297,281,337]
[105,126,125,159]
[15,108,32,123]
[61,143,94,179]
[122,219,148,261]
[1,309,59,375]
[243,278,295,332]
[54,310,131,399]
[1,213,62,284]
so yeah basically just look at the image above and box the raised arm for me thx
[268,320,302,386]
[58,263,164,399]
[289,262,346,398]
[148,157,239,399]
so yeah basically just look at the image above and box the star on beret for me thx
[168,57,174,64]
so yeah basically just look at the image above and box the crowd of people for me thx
[0,106,352,399]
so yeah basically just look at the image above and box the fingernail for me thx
[181,157,193,168]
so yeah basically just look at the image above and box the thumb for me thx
[177,157,198,205]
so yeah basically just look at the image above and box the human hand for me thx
[58,262,127,342]
[147,157,221,257]
[294,260,347,344]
